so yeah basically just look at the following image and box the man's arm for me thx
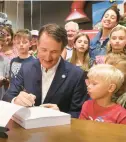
[3,64,36,106]
[69,71,88,118]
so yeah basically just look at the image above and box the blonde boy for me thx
[79,64,126,124]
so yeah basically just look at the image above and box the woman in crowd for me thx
[90,5,120,65]
[0,26,17,60]
[69,33,90,71]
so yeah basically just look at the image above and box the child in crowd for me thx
[29,30,38,58]
[95,25,126,64]
[107,25,126,54]
[79,64,126,124]
[9,29,36,82]
[105,53,126,108]
[69,33,90,71]
[0,32,10,99]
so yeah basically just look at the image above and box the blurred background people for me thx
[0,32,10,99]
[105,53,126,108]
[29,30,39,58]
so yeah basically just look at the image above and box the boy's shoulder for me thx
[11,56,36,63]
[82,100,93,107]
[22,57,39,68]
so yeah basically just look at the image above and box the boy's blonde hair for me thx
[107,25,126,54]
[14,29,32,41]
[88,64,124,93]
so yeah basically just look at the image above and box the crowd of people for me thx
[0,5,126,124]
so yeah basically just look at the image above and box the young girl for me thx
[105,53,126,108]
[107,25,126,54]
[69,33,90,71]
[96,25,126,64]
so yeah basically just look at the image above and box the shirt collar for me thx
[41,57,61,73]
[66,45,73,50]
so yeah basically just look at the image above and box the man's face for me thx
[37,32,62,70]
[65,24,77,43]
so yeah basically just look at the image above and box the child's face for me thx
[86,77,110,100]
[101,9,117,29]
[110,30,126,53]
[15,37,31,54]
[74,36,89,53]
[31,35,38,46]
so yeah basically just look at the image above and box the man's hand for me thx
[14,91,36,107]
[40,103,60,111]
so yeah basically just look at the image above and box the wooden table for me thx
[1,119,126,142]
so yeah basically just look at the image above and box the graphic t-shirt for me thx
[79,100,126,124]
[10,56,35,80]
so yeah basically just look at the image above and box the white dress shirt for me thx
[41,57,61,103]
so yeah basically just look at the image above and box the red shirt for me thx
[79,100,126,124]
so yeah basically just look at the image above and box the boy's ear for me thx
[85,79,89,86]
[108,84,116,93]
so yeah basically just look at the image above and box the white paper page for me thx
[0,101,24,127]
[23,107,70,120]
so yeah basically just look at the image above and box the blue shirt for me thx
[89,31,109,66]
